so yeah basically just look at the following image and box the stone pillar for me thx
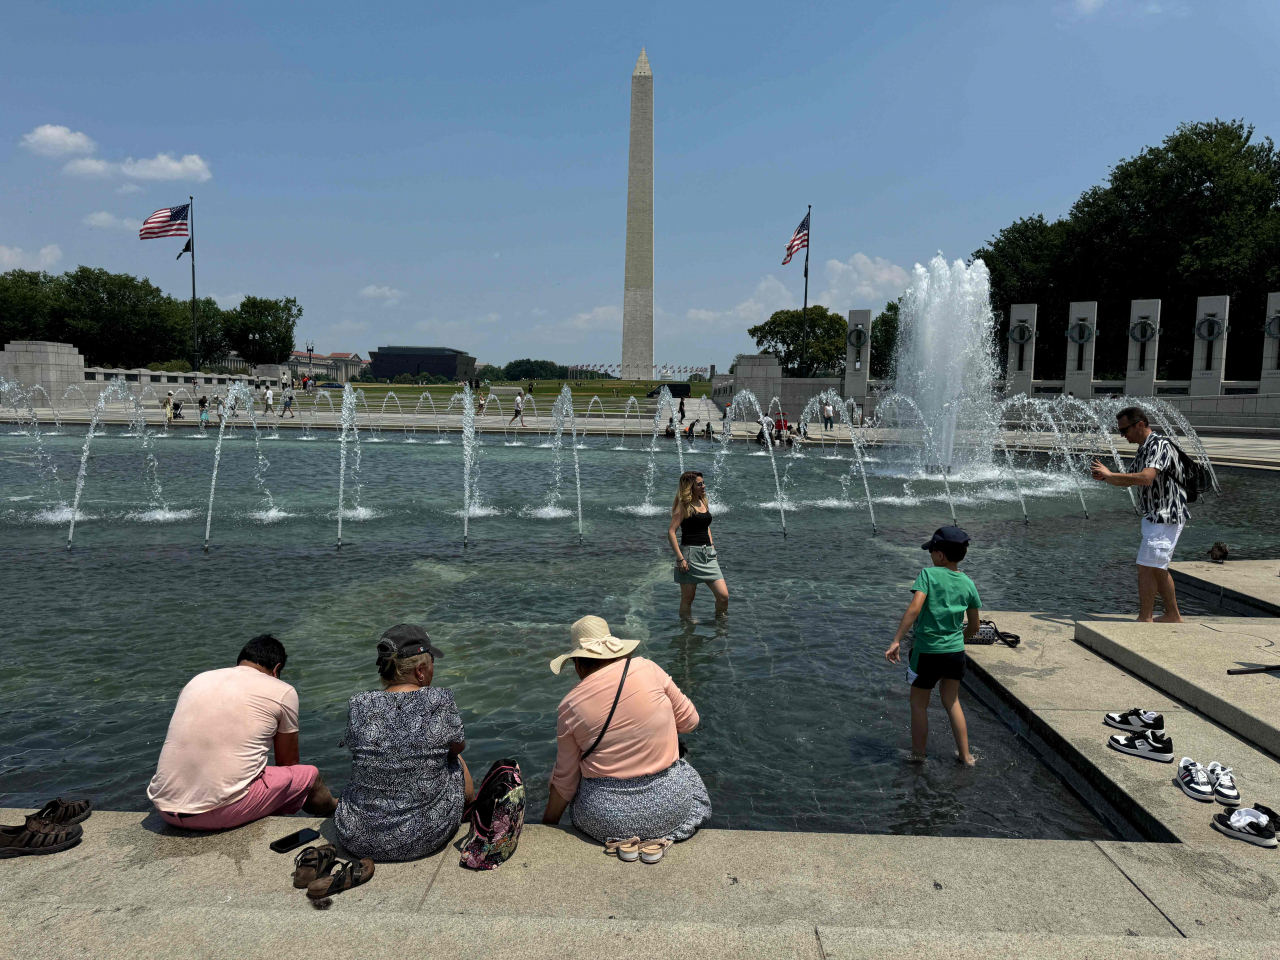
[843,309,872,413]
[731,355,782,413]
[1191,295,1230,397]
[1006,304,1037,396]
[0,340,86,407]
[1063,302,1098,399]
[620,49,654,382]
[1262,292,1280,395]
[1125,299,1161,397]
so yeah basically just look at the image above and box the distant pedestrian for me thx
[215,395,225,425]
[164,392,174,424]
[678,397,686,423]
[199,395,209,426]
[264,386,275,416]
[281,388,295,419]
[509,388,526,427]
[1090,406,1188,623]
[821,400,835,431]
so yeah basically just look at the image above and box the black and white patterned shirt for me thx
[1131,433,1189,525]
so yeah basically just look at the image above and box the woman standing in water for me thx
[667,471,728,618]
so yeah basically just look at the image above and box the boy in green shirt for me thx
[885,526,980,764]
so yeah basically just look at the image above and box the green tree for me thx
[503,358,568,380]
[0,270,65,346]
[186,297,231,368]
[870,299,900,380]
[974,119,1280,381]
[224,296,300,365]
[747,304,846,377]
[475,363,505,380]
[60,267,189,368]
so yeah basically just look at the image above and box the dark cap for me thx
[922,526,971,551]
[376,623,443,665]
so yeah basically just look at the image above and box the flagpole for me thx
[189,195,198,368]
[799,204,810,377]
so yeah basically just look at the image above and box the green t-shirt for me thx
[908,566,981,671]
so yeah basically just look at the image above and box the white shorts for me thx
[1137,518,1184,569]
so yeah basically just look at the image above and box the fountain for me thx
[66,379,133,547]
[336,384,364,547]
[586,395,609,443]
[381,391,410,441]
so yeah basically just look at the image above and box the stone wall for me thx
[0,341,85,405]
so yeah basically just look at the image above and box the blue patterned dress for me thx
[334,686,465,861]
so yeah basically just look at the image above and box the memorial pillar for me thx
[843,309,872,416]
[1063,301,1098,399]
[1191,295,1229,397]
[1262,292,1280,395]
[1125,299,1161,397]
[1006,303,1037,396]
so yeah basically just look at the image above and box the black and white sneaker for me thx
[1104,708,1164,734]
[1210,806,1277,848]
[1173,758,1215,802]
[1207,762,1241,806]
[1107,729,1174,762]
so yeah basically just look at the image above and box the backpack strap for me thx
[580,657,631,762]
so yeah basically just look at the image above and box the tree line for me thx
[0,266,300,370]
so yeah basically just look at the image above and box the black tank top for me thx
[680,508,712,546]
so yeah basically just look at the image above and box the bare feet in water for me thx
[959,751,976,766]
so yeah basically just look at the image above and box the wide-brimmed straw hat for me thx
[549,615,639,675]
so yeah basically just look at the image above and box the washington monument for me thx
[621,48,653,381]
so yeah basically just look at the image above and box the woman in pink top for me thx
[541,616,710,846]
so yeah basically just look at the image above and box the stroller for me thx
[171,400,185,420]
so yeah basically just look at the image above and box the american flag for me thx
[140,204,190,240]
[781,211,809,265]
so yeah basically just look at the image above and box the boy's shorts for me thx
[909,651,966,690]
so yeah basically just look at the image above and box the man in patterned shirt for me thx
[1090,406,1188,623]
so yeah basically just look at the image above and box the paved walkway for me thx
[1170,560,1280,617]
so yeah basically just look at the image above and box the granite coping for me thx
[1169,561,1280,618]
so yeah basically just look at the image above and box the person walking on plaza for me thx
[147,634,338,831]
[509,388,526,427]
[163,392,174,424]
[198,395,209,426]
[263,386,275,416]
[821,400,835,431]
[667,471,728,618]
[885,526,980,765]
[541,616,710,858]
[1090,406,1188,623]
[678,396,686,424]
[281,386,295,418]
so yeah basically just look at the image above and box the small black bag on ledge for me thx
[968,619,1021,648]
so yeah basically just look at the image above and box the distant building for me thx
[285,351,366,383]
[368,346,476,381]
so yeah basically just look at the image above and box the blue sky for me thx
[3,1,1278,370]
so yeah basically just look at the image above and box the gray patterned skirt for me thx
[570,758,712,843]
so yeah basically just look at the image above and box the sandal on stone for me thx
[31,798,92,826]
[639,838,673,864]
[0,818,83,858]
[293,844,338,889]
[307,858,375,900]
[604,837,641,862]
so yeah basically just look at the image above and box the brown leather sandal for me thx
[0,818,83,858]
[292,844,338,889]
[306,858,375,900]
[31,798,93,826]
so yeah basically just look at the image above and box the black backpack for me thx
[1168,441,1208,503]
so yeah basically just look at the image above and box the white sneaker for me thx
[1207,762,1241,806]
[1173,758,1215,802]
[1104,708,1164,734]
[1107,729,1174,762]
[1211,805,1278,848]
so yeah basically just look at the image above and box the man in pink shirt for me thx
[147,635,337,830]
[541,616,710,854]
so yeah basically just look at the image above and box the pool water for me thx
[3,427,1277,840]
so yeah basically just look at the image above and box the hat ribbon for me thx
[579,637,626,655]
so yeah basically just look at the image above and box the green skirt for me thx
[675,544,724,584]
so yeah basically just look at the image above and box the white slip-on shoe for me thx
[639,838,673,864]
[1107,729,1174,762]
[605,837,641,862]
[1210,806,1277,848]
[1207,762,1241,806]
[1104,708,1164,734]
[1173,758,1215,802]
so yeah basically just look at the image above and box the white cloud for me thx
[530,307,549,317]
[359,285,405,307]
[686,275,796,326]
[21,124,96,157]
[819,253,909,308]
[1074,0,1106,11]
[121,153,212,182]
[212,292,245,309]
[63,157,113,178]
[116,183,144,195]
[328,318,369,335]
[83,211,141,231]
[564,305,621,330]
[0,244,63,270]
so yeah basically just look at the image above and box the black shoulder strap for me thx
[580,657,631,761]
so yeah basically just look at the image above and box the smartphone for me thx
[269,827,320,854]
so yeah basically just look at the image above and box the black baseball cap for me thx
[922,526,971,551]
[376,623,443,663]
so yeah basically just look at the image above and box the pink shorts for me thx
[160,765,318,831]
